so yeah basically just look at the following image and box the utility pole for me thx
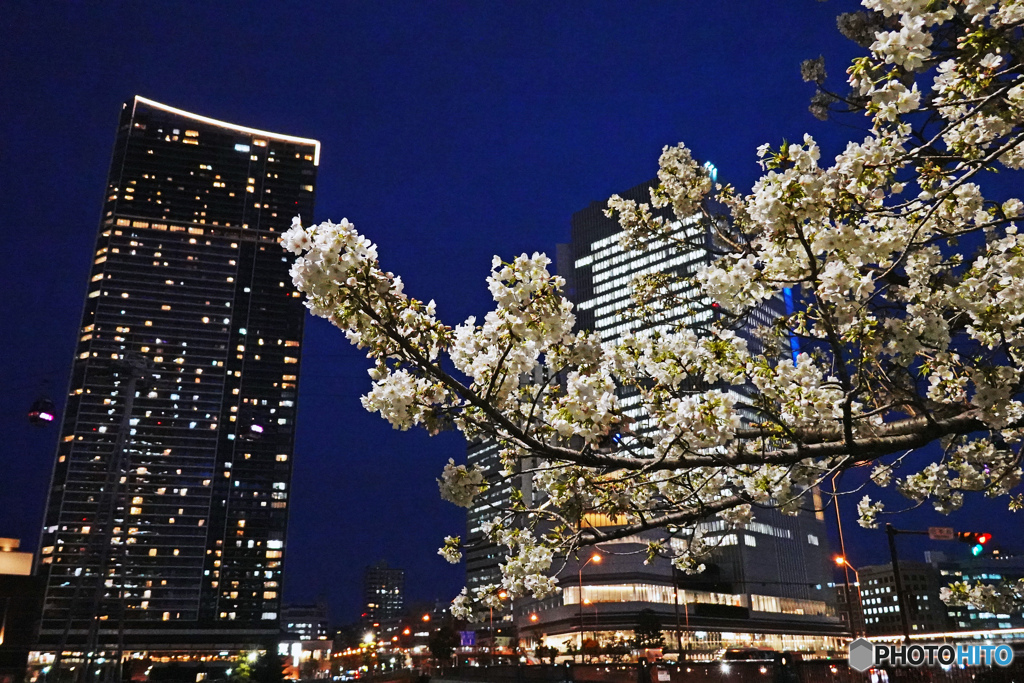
[885,524,912,643]
[839,569,856,638]
[672,564,681,659]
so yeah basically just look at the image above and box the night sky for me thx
[2,1,1020,626]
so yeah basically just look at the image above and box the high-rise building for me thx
[465,439,507,594]
[506,178,844,655]
[362,561,405,632]
[35,97,319,660]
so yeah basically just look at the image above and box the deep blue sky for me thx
[1,1,1019,625]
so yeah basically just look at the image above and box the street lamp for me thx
[834,556,861,637]
[487,590,508,664]
[577,553,601,659]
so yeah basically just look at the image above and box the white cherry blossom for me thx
[285,0,1024,618]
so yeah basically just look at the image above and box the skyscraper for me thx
[36,97,319,660]
[362,561,405,633]
[465,439,508,594]
[506,178,844,655]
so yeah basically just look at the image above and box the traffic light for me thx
[958,532,992,556]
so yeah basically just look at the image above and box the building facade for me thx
[36,97,318,658]
[932,552,1024,632]
[508,179,843,655]
[1,538,44,683]
[465,439,508,594]
[362,561,405,631]
[859,561,952,637]
[282,601,330,641]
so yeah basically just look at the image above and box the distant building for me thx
[465,367,550,596]
[465,439,506,594]
[928,551,1024,632]
[34,97,319,665]
[830,581,865,637]
[363,561,405,632]
[859,561,951,636]
[0,538,44,683]
[282,601,330,641]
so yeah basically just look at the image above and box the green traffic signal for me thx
[959,531,992,556]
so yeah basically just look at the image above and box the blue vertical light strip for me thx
[703,160,718,184]
[783,287,799,363]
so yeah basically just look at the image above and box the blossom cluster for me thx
[285,0,1024,619]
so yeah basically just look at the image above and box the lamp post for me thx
[528,613,539,656]
[577,553,601,660]
[834,556,861,637]
[488,590,507,664]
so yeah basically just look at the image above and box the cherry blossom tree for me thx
[283,0,1024,616]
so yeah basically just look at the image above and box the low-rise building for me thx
[281,601,330,641]
[859,561,950,637]
[0,538,44,683]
